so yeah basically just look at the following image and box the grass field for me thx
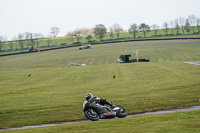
[2,110,200,133]
[0,40,200,130]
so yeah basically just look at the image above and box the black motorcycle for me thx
[83,100,127,121]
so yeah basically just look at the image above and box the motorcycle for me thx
[83,100,127,121]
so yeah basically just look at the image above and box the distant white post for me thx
[124,49,139,62]
[136,50,139,62]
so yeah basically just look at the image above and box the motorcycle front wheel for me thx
[115,106,127,118]
[84,108,100,121]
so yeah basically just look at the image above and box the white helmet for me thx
[85,93,93,101]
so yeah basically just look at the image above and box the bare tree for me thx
[4,36,8,51]
[75,35,82,44]
[12,36,18,50]
[152,24,160,36]
[139,23,150,37]
[174,19,180,35]
[93,24,107,41]
[74,28,92,36]
[87,28,94,35]
[46,37,51,47]
[108,27,114,40]
[18,33,24,51]
[66,32,76,44]
[169,21,174,34]
[0,36,7,52]
[185,19,191,34]
[113,24,123,39]
[162,22,169,35]
[179,17,186,34]
[188,15,197,33]
[74,30,82,43]
[0,36,4,52]
[34,33,43,48]
[129,24,138,39]
[50,27,60,37]
[24,32,31,48]
[8,41,14,51]
[196,18,200,33]
[66,32,74,37]
[30,33,35,47]
[66,32,75,44]
[70,36,74,44]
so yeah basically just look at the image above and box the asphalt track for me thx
[1,106,200,131]
[184,61,200,65]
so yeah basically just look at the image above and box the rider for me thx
[85,93,114,107]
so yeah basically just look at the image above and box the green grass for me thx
[2,110,200,133]
[0,40,200,129]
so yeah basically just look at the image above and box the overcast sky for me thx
[1,0,200,40]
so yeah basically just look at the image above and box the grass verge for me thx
[1,110,200,133]
[0,40,200,128]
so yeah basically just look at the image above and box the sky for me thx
[1,0,200,40]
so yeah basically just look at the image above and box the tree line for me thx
[66,14,200,41]
[0,14,200,52]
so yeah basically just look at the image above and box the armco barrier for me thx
[0,45,80,57]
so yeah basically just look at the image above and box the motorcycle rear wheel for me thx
[116,106,127,118]
[84,108,100,121]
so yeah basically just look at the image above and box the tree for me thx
[74,31,82,43]
[162,22,169,35]
[139,23,150,37]
[50,27,60,37]
[174,19,180,35]
[179,17,186,34]
[169,21,174,34]
[113,24,123,39]
[129,24,138,39]
[66,32,74,37]
[86,35,93,42]
[12,36,18,50]
[24,32,31,48]
[75,35,82,43]
[70,36,74,44]
[74,28,93,36]
[188,15,197,33]
[185,19,191,34]
[18,33,24,51]
[108,27,114,40]
[34,33,43,48]
[29,33,35,47]
[0,36,7,52]
[66,32,75,44]
[152,24,159,36]
[8,41,14,51]
[196,18,200,33]
[46,37,51,47]
[93,24,107,41]
[0,36,4,52]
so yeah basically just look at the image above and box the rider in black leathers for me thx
[85,93,114,107]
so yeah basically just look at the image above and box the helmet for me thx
[85,93,93,101]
